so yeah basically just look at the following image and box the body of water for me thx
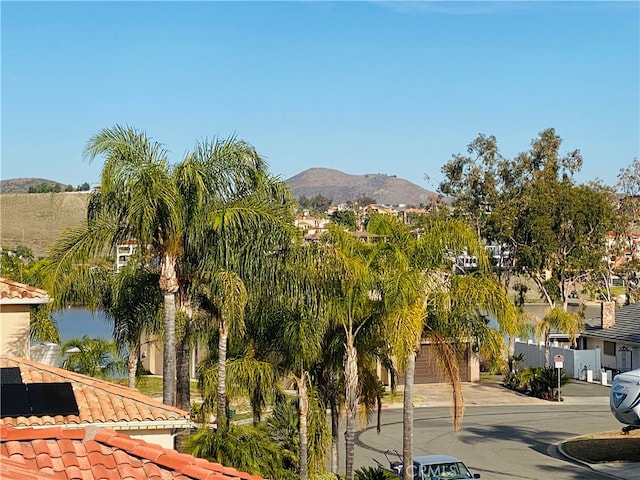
[52,308,112,342]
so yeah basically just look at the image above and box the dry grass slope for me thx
[0,192,90,257]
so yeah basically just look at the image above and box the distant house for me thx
[581,301,640,373]
[115,240,137,272]
[0,278,51,359]
[0,424,264,480]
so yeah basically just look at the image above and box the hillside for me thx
[0,169,440,257]
[0,192,90,257]
[0,178,72,194]
[286,168,439,205]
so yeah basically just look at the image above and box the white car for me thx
[377,451,480,479]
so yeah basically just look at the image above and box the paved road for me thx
[354,404,624,479]
[330,379,640,479]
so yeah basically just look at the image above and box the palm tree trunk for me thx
[177,296,193,412]
[508,335,515,373]
[162,292,177,406]
[331,398,339,474]
[127,341,140,389]
[297,373,309,480]
[403,350,416,480]
[544,330,551,368]
[176,334,191,411]
[328,365,340,475]
[344,339,358,480]
[160,254,179,407]
[217,319,228,431]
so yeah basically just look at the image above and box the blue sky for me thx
[2,1,638,192]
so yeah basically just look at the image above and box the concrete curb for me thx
[557,435,638,480]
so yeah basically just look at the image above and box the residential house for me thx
[115,240,137,273]
[0,278,51,359]
[0,356,191,450]
[0,280,264,479]
[581,301,640,374]
[0,424,264,480]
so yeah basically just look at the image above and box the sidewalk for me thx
[383,377,639,480]
[381,375,614,408]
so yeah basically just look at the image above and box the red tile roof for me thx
[0,277,50,304]
[0,424,265,480]
[0,356,189,428]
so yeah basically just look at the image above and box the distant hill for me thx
[0,178,72,194]
[0,170,440,257]
[286,168,439,206]
[0,191,90,257]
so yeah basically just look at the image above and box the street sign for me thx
[554,354,564,369]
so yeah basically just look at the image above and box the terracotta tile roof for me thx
[0,356,189,428]
[0,277,50,304]
[0,424,265,480]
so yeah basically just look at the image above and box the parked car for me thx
[375,450,480,479]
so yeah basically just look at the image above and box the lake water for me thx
[52,308,112,342]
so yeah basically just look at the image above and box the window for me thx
[604,341,616,356]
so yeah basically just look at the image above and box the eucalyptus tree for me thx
[368,214,513,479]
[612,158,640,303]
[514,175,614,309]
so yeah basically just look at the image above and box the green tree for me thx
[266,243,335,479]
[172,136,296,413]
[44,125,183,406]
[331,209,357,230]
[368,214,513,479]
[322,225,382,480]
[613,158,640,303]
[101,265,162,388]
[44,126,295,410]
[515,176,614,308]
[187,423,296,479]
[440,128,615,308]
[62,335,124,379]
[534,306,583,367]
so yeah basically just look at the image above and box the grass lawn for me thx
[113,376,200,400]
[562,429,640,462]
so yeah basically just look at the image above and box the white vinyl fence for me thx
[514,340,604,382]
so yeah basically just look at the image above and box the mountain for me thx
[285,168,439,206]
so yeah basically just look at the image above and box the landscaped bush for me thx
[504,366,571,400]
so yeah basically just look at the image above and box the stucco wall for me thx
[0,304,30,358]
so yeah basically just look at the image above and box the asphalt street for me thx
[338,379,640,480]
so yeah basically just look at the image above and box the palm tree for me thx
[534,306,583,367]
[62,335,124,379]
[367,214,515,480]
[44,126,295,409]
[322,226,382,480]
[174,136,296,413]
[44,126,183,406]
[257,241,344,479]
[100,265,162,388]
